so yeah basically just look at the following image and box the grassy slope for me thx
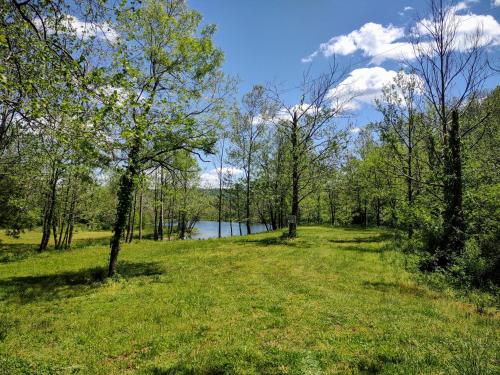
[0,227,498,374]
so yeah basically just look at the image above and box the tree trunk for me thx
[108,139,140,277]
[235,184,242,235]
[128,189,137,243]
[157,168,164,241]
[39,166,59,252]
[376,198,381,227]
[228,189,233,236]
[440,110,465,265]
[218,171,223,238]
[316,191,321,224]
[138,189,143,240]
[407,114,414,239]
[153,172,159,241]
[289,113,299,238]
[364,199,368,228]
[245,173,251,235]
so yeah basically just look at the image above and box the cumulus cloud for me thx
[200,167,243,188]
[494,0,500,7]
[327,67,399,110]
[303,2,500,64]
[302,22,410,65]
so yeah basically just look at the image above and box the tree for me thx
[230,85,269,234]
[409,0,491,266]
[376,70,425,238]
[107,0,226,276]
[268,65,350,237]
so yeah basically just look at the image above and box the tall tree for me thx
[409,0,490,266]
[107,0,226,276]
[269,65,349,237]
[230,85,269,234]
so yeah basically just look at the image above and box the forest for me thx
[0,0,499,373]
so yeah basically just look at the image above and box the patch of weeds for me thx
[0,316,18,341]
[298,351,322,375]
[0,356,60,375]
[447,338,497,374]
[467,292,497,315]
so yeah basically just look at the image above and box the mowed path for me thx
[0,227,498,374]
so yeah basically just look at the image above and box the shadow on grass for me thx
[0,261,165,304]
[237,233,304,248]
[328,232,393,244]
[0,236,111,264]
[362,280,429,297]
[0,243,38,263]
[334,245,383,253]
[147,363,234,375]
[71,236,111,248]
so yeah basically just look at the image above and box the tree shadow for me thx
[147,363,233,375]
[71,236,111,248]
[334,245,383,253]
[237,233,303,248]
[0,236,111,264]
[328,233,393,244]
[362,280,430,297]
[0,261,165,304]
[0,243,38,263]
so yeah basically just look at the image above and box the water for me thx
[189,220,268,240]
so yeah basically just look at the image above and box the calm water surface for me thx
[189,221,268,240]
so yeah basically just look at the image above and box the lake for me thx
[189,220,269,240]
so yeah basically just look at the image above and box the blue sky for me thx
[190,0,499,122]
[189,0,499,185]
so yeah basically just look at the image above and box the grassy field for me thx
[0,226,498,374]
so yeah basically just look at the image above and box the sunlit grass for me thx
[0,226,498,374]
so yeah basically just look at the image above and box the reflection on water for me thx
[189,221,268,240]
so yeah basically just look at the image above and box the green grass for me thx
[0,226,498,374]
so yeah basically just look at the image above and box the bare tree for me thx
[268,63,351,237]
[230,86,270,235]
[409,0,491,265]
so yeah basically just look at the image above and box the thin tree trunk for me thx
[376,198,381,227]
[218,173,223,238]
[128,189,137,243]
[364,199,368,228]
[39,165,59,252]
[289,113,299,238]
[158,168,164,241]
[229,193,233,236]
[440,109,465,265]
[108,138,140,277]
[153,172,159,241]
[138,189,143,240]
[245,172,251,235]
[407,114,414,239]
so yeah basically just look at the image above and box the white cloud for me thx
[404,6,414,11]
[302,22,407,65]
[34,14,118,42]
[494,0,500,7]
[350,127,362,134]
[200,167,243,188]
[303,3,500,64]
[328,67,399,110]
